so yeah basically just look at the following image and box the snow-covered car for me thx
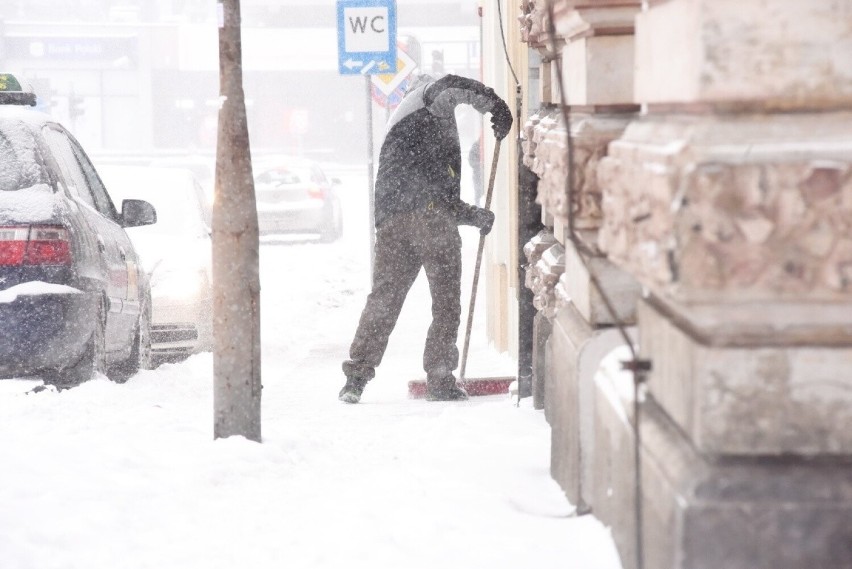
[96,164,213,363]
[253,157,343,242]
[0,73,156,386]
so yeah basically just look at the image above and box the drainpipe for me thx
[517,160,542,399]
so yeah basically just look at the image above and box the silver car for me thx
[254,157,343,242]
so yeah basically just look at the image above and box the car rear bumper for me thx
[257,203,325,234]
[150,297,213,360]
[0,291,97,377]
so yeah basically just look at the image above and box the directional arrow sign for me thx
[337,0,397,76]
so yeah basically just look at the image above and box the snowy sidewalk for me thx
[257,267,624,568]
[0,233,623,569]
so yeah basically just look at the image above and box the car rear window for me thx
[0,121,50,192]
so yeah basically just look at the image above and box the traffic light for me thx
[68,92,85,120]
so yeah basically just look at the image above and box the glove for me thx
[490,100,513,140]
[470,207,495,236]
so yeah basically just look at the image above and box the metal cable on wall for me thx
[542,2,651,568]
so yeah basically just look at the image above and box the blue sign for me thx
[337,0,397,75]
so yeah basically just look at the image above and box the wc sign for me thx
[337,0,397,75]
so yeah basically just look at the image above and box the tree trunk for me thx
[213,0,261,442]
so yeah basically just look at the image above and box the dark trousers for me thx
[343,209,462,382]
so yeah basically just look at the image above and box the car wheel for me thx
[47,299,107,388]
[111,295,153,382]
[319,201,343,243]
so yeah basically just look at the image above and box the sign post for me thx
[337,0,397,283]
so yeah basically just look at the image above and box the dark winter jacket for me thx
[373,74,507,228]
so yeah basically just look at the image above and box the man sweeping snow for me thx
[339,73,513,404]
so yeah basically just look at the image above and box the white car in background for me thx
[97,165,213,364]
[253,156,343,242]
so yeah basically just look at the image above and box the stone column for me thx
[519,0,642,511]
[595,0,852,567]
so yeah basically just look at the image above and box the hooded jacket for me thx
[373,74,506,228]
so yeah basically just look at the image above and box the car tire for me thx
[319,200,343,243]
[111,294,153,382]
[47,299,107,388]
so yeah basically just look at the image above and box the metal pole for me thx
[459,139,501,383]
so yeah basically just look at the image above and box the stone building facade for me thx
[516,0,852,567]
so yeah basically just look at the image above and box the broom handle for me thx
[459,139,502,383]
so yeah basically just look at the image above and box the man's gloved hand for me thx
[490,100,513,140]
[471,207,495,236]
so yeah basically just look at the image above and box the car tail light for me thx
[307,186,327,200]
[0,225,72,266]
[0,227,28,265]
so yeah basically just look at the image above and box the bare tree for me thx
[213,0,261,442]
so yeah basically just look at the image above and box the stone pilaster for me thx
[526,240,564,427]
[633,0,852,111]
[594,0,852,566]
[594,346,852,569]
[520,0,643,522]
[519,0,644,331]
[523,230,558,413]
[598,90,852,459]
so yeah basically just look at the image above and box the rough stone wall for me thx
[524,110,634,232]
[520,0,852,568]
[598,118,852,303]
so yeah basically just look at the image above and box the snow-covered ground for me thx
[0,169,624,569]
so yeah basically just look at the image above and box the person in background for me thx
[469,137,483,207]
[339,73,513,404]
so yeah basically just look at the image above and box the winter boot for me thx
[425,375,469,402]
[338,375,369,404]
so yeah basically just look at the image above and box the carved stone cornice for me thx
[554,271,574,313]
[520,0,640,56]
[598,112,852,334]
[522,110,569,225]
[525,240,566,319]
[523,229,558,268]
[554,2,641,39]
[523,110,633,231]
[524,230,557,296]
[519,0,556,53]
[533,244,566,319]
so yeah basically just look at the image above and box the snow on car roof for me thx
[0,184,58,223]
[0,116,52,193]
[0,104,54,125]
[0,110,60,221]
